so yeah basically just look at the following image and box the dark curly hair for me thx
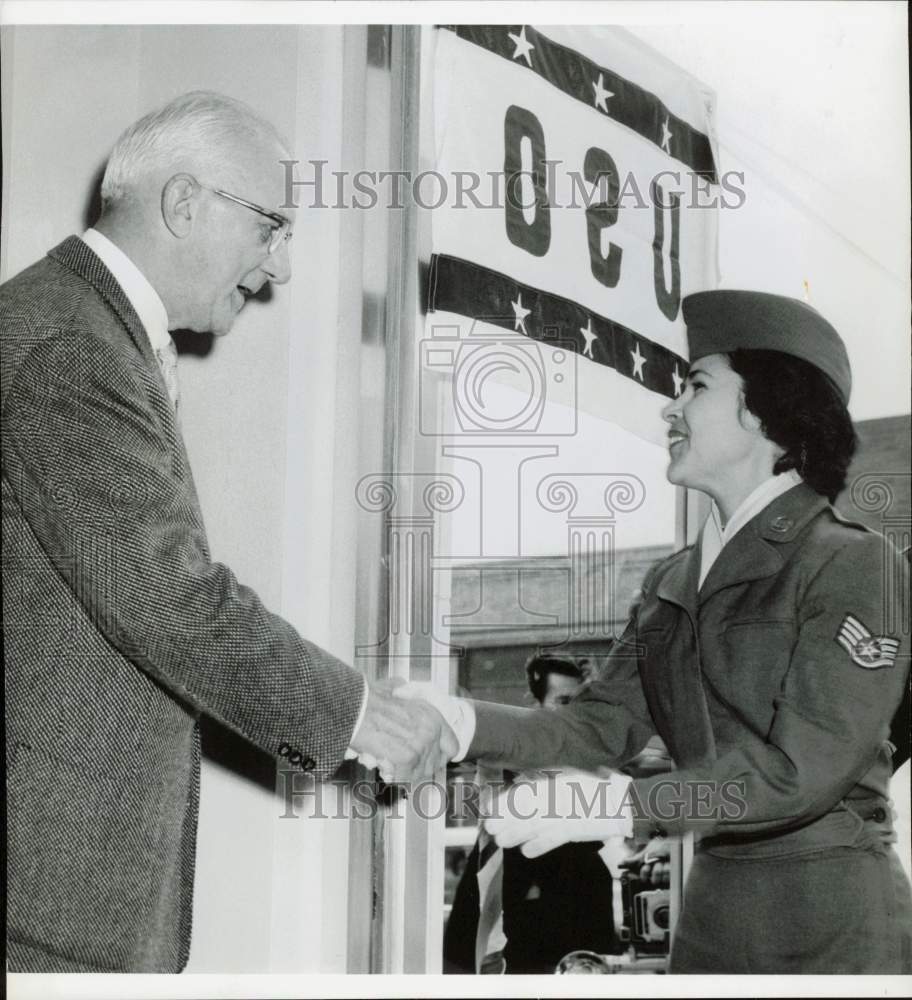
[525,654,584,705]
[727,349,857,501]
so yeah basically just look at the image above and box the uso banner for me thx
[423,25,720,446]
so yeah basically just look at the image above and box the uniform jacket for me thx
[2,237,365,972]
[470,483,910,856]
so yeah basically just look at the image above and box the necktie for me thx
[155,339,180,414]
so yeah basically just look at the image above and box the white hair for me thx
[100,90,288,209]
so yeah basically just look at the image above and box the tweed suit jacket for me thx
[2,237,365,972]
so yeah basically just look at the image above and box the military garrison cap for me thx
[682,290,852,404]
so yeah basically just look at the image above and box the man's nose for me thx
[263,240,292,285]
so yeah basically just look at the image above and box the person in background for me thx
[443,654,618,974]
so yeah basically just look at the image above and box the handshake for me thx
[347,679,471,783]
[346,680,635,861]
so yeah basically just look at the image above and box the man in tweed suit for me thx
[2,91,455,972]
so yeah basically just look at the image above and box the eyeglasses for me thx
[200,183,293,255]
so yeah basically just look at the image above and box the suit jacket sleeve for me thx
[630,533,910,837]
[4,328,365,779]
[467,616,657,772]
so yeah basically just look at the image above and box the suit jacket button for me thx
[770,516,793,533]
[278,742,291,757]
[301,757,316,772]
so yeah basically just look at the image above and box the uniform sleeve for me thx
[467,616,657,772]
[3,330,365,778]
[631,534,910,836]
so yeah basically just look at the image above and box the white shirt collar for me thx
[699,469,803,588]
[81,228,171,353]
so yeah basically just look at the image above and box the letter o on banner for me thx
[503,104,551,257]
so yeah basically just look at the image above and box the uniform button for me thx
[278,742,291,756]
[770,516,793,533]
[872,807,887,823]
[289,750,302,765]
[301,757,316,772]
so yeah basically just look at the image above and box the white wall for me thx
[630,3,910,422]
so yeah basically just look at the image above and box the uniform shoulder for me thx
[643,545,692,591]
[804,504,904,570]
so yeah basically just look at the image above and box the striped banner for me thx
[425,25,719,446]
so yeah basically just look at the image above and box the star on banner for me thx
[579,318,597,359]
[671,364,683,397]
[508,26,534,67]
[630,342,646,381]
[512,292,531,335]
[592,73,614,113]
[660,116,673,155]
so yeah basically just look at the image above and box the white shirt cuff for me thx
[448,696,476,762]
[390,683,476,762]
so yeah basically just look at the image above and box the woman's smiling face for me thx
[661,353,782,513]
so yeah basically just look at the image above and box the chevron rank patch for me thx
[836,614,899,669]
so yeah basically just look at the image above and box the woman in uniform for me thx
[462,290,912,973]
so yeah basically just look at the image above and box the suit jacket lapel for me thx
[48,236,159,372]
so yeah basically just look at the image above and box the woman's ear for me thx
[736,390,764,434]
[161,173,197,238]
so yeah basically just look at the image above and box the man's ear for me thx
[161,174,198,238]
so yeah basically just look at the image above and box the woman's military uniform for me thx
[470,482,911,973]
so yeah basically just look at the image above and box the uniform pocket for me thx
[710,618,795,726]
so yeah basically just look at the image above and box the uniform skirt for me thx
[670,837,912,973]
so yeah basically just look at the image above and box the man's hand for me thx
[391,680,475,761]
[483,769,634,858]
[349,682,457,783]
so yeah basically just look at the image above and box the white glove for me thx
[484,769,634,858]
[392,681,475,762]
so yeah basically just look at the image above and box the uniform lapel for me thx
[698,483,828,604]
[652,540,718,766]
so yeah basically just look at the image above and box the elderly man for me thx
[2,90,454,973]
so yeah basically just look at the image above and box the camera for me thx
[634,888,670,943]
[617,842,671,954]
[419,320,578,436]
